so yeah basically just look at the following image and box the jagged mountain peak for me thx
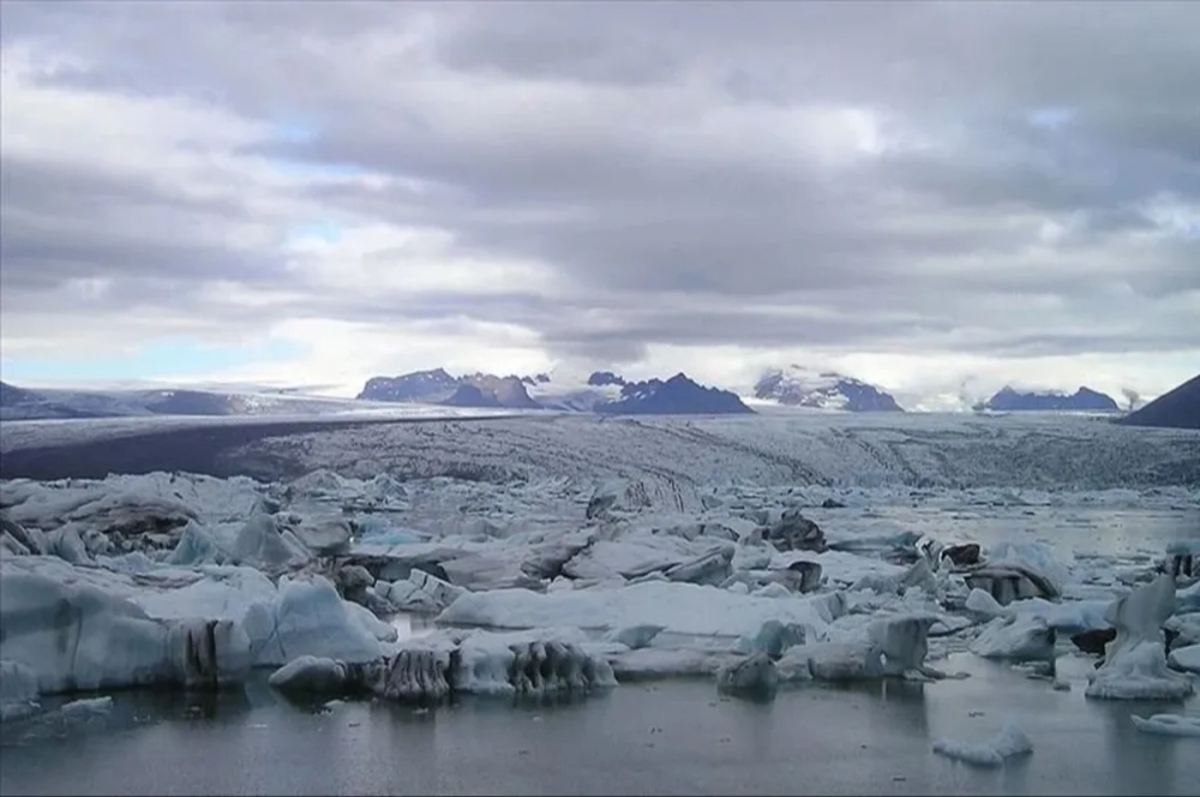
[754,366,903,412]
[973,385,1119,413]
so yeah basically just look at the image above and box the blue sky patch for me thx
[2,338,305,385]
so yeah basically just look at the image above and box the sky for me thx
[1,1,1198,408]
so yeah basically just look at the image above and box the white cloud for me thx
[1,2,1198,406]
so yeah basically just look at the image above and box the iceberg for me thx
[932,722,1033,767]
[1086,574,1194,700]
[1130,713,1200,737]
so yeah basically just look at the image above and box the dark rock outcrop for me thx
[1071,628,1117,656]
[1116,374,1200,431]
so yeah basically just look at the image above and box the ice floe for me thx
[932,722,1034,767]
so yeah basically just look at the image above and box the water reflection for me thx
[2,664,1195,796]
[1099,698,1181,797]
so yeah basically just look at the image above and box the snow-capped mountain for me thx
[753,366,904,412]
[522,370,753,414]
[357,370,541,409]
[596,373,754,415]
[973,386,1120,413]
[1117,373,1200,430]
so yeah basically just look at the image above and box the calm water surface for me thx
[2,654,1196,796]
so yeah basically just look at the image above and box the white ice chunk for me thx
[781,641,883,682]
[379,570,465,613]
[268,655,349,694]
[732,546,773,571]
[438,581,847,639]
[346,601,399,644]
[932,722,1033,767]
[609,647,741,680]
[1087,573,1194,700]
[716,653,778,696]
[735,620,806,658]
[57,696,114,720]
[243,576,383,667]
[0,659,41,722]
[47,527,92,565]
[971,616,1056,662]
[604,624,666,650]
[1168,644,1200,673]
[965,588,1009,619]
[1179,580,1200,613]
[233,513,309,570]
[0,567,250,695]
[562,539,686,581]
[132,566,278,623]
[753,583,793,599]
[166,522,227,566]
[987,542,1068,597]
[1131,713,1200,737]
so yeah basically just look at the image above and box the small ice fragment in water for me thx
[1131,714,1200,737]
[932,722,1033,767]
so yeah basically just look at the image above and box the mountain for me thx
[587,371,626,387]
[357,368,460,402]
[974,386,1120,413]
[458,373,542,409]
[595,373,754,415]
[441,384,501,408]
[1116,374,1200,430]
[753,366,904,412]
[0,381,41,407]
[356,369,541,409]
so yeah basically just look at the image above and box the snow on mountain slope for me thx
[753,366,904,412]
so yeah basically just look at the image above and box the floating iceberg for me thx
[933,722,1033,767]
[1087,574,1194,700]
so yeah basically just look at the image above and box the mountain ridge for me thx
[973,385,1120,413]
[1116,374,1200,430]
[753,366,904,412]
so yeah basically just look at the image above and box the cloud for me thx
[1,1,1198,402]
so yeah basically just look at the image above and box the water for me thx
[2,654,1196,796]
[815,505,1200,566]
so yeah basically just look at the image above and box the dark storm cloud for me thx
[2,0,1199,365]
